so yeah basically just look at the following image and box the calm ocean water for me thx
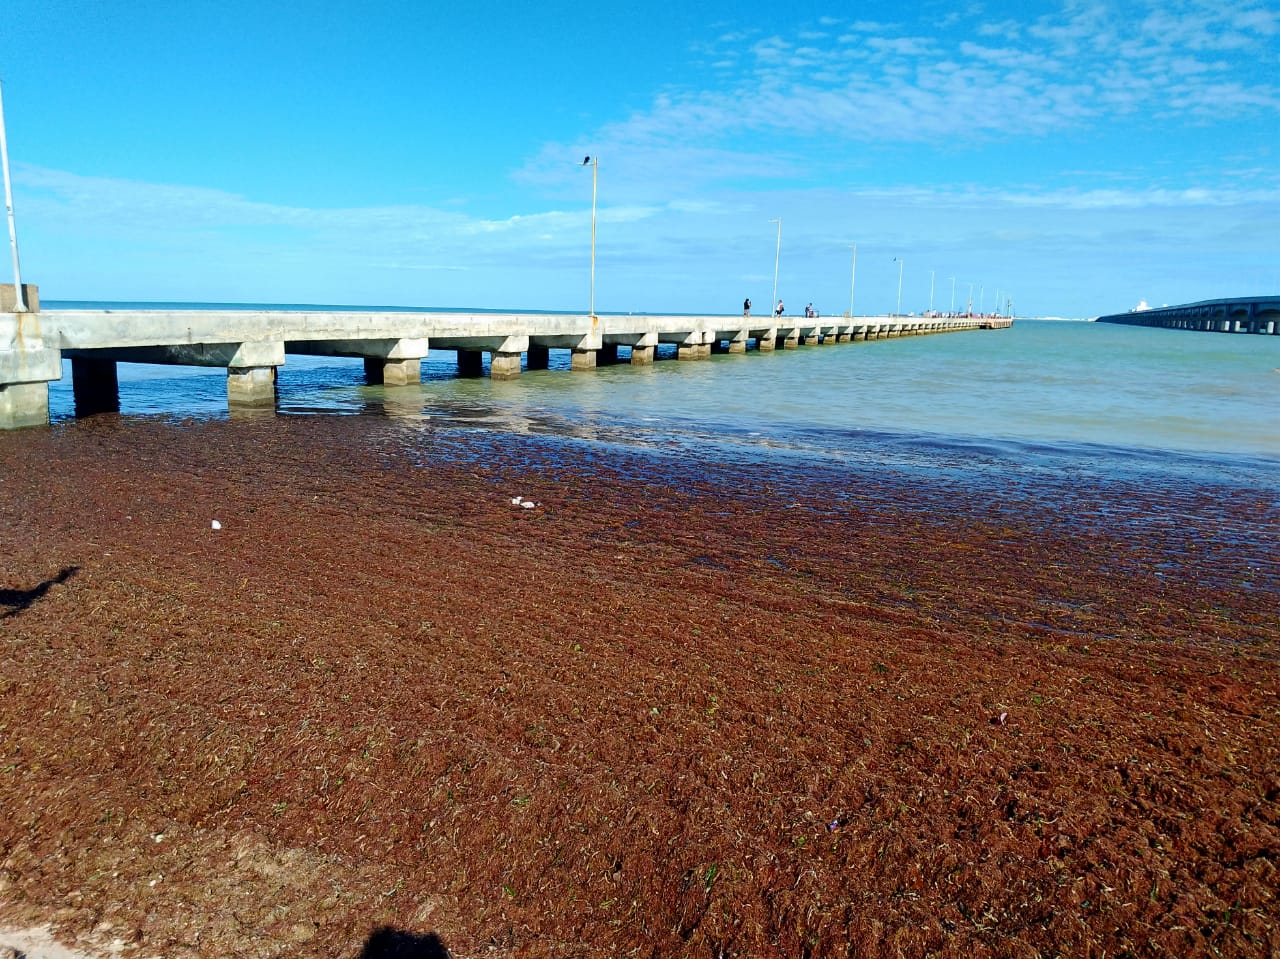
[43,305,1280,493]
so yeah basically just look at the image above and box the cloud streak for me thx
[519,0,1278,197]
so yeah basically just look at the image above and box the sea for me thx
[43,303,1280,466]
[33,303,1280,589]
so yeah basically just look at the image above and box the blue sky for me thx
[3,0,1277,317]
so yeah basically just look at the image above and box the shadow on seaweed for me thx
[357,926,451,958]
[0,566,79,619]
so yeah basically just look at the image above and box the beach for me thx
[1,410,1277,957]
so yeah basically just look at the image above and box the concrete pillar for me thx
[365,353,422,386]
[490,351,522,380]
[0,284,39,312]
[2,287,60,429]
[71,357,120,416]
[677,343,710,360]
[571,348,596,371]
[383,358,420,386]
[227,367,276,406]
[755,332,777,351]
[727,338,747,354]
[782,333,799,349]
[630,345,655,365]
[457,349,484,377]
[0,382,49,430]
[526,345,550,370]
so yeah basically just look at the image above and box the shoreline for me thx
[2,414,1277,956]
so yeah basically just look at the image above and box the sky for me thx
[2,0,1277,318]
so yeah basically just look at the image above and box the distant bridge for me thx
[1,284,1010,429]
[1096,296,1280,335]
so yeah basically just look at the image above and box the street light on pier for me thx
[967,282,974,316]
[0,77,26,313]
[581,156,598,321]
[949,276,956,314]
[769,218,782,314]
[929,270,935,314]
[893,257,904,316]
[849,244,857,318]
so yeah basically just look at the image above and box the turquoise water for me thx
[43,309,1280,486]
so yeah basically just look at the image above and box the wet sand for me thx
[1,414,1277,957]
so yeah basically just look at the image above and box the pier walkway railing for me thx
[1095,296,1280,335]
[1,284,1010,428]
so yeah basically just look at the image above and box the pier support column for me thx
[677,343,710,360]
[526,346,549,370]
[727,338,747,354]
[570,348,596,371]
[224,341,284,408]
[227,367,276,406]
[0,382,49,430]
[381,358,420,386]
[755,330,777,351]
[457,349,484,377]
[1,286,60,429]
[490,351,522,380]
[782,333,799,349]
[804,332,820,346]
[70,357,120,416]
[630,345,654,365]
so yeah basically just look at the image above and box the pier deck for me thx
[1,287,1010,428]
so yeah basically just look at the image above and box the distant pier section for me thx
[1096,296,1280,335]
[1,284,1010,429]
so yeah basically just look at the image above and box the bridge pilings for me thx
[1096,297,1280,335]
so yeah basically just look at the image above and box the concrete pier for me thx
[1095,297,1280,335]
[2,297,1010,428]
[0,285,60,429]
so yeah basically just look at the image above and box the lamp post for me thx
[849,243,857,318]
[929,270,935,314]
[0,77,25,312]
[949,276,956,314]
[893,257,904,316]
[769,218,782,314]
[967,283,974,316]
[581,155,597,321]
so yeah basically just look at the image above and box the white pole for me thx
[894,257,903,315]
[849,243,857,318]
[589,157,597,320]
[949,276,956,314]
[0,78,26,312]
[770,218,782,314]
[929,270,935,313]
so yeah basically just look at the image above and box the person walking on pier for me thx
[743,298,751,316]
[775,299,785,317]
